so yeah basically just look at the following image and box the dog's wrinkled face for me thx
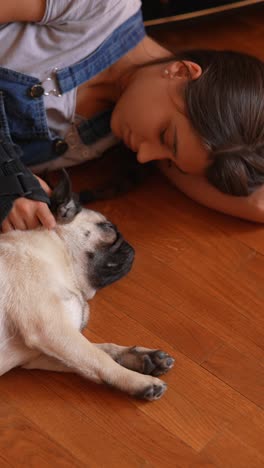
[52,171,135,291]
[61,209,135,291]
[87,220,135,289]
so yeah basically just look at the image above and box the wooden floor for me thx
[1,4,264,467]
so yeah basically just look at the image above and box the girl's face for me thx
[111,61,209,175]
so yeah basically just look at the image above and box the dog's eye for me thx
[107,262,118,268]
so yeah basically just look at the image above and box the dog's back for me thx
[0,225,88,374]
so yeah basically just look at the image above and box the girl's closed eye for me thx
[160,128,167,146]
[160,126,179,160]
[160,126,188,174]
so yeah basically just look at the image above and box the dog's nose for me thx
[97,222,123,249]
[96,221,116,233]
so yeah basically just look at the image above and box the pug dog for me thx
[0,171,174,400]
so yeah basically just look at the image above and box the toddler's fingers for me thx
[8,213,27,231]
[24,215,42,230]
[37,203,56,229]
[1,219,15,233]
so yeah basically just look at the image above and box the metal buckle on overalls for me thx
[42,68,62,97]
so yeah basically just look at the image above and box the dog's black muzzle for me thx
[87,223,135,290]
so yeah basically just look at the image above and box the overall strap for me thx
[56,10,146,94]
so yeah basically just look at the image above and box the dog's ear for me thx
[50,169,81,223]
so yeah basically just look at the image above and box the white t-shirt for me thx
[0,0,142,137]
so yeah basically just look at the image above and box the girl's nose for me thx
[136,142,169,164]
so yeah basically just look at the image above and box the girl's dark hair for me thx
[174,49,264,196]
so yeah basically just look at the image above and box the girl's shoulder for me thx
[39,0,142,26]
[0,0,142,79]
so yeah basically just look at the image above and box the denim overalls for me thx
[0,10,145,222]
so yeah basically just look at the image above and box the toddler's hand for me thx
[1,175,56,232]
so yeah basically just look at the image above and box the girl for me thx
[1,0,264,232]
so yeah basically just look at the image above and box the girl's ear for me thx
[163,61,202,80]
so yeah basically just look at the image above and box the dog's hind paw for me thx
[136,381,167,401]
[142,350,175,376]
[117,346,175,377]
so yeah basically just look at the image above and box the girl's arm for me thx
[0,0,45,23]
[158,161,264,223]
